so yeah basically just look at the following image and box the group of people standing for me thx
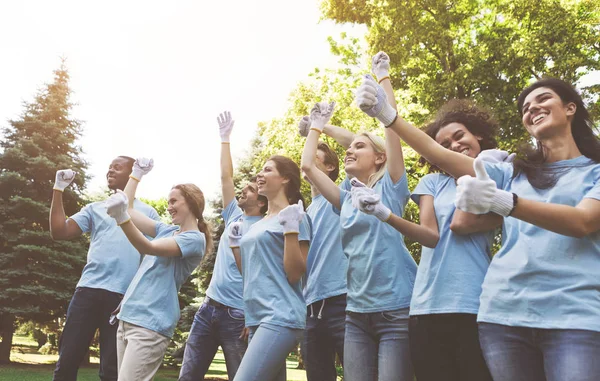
[49,50,599,381]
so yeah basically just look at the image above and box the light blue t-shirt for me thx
[410,173,493,315]
[304,178,350,305]
[118,222,206,337]
[240,215,311,329]
[479,156,600,332]
[340,170,417,313]
[206,200,262,310]
[71,199,160,295]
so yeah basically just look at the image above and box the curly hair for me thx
[419,99,499,172]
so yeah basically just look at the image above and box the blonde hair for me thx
[357,131,387,188]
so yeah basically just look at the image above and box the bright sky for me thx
[0,0,366,202]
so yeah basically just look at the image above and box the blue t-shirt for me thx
[339,170,417,313]
[240,215,311,329]
[71,199,160,295]
[118,222,206,337]
[479,156,600,332]
[410,173,493,315]
[206,200,262,310]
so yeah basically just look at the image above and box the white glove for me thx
[309,101,335,132]
[278,200,306,234]
[130,157,154,182]
[455,157,514,216]
[350,178,392,221]
[218,111,235,143]
[298,115,310,137]
[356,75,398,127]
[372,51,390,80]
[228,220,243,248]
[53,169,76,192]
[478,149,516,163]
[105,190,131,225]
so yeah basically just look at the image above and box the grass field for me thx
[2,335,308,381]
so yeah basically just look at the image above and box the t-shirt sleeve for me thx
[333,188,351,216]
[410,174,438,205]
[483,162,513,190]
[147,206,161,221]
[70,204,93,233]
[339,177,351,192]
[222,199,243,225]
[298,215,311,243]
[584,177,600,201]
[381,169,410,214]
[175,231,206,259]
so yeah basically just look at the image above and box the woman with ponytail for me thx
[104,158,211,381]
[229,155,311,381]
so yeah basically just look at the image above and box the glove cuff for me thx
[282,221,301,235]
[490,189,514,217]
[116,213,131,226]
[129,174,142,182]
[374,205,392,222]
[376,103,398,127]
[221,137,231,143]
[53,186,65,192]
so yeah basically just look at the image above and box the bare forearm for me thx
[49,191,68,239]
[120,221,152,253]
[450,210,503,235]
[220,143,235,206]
[387,214,439,248]
[123,177,139,208]
[283,235,306,284]
[323,124,355,149]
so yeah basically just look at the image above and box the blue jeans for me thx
[303,294,346,381]
[53,287,122,381]
[479,322,600,381]
[178,300,247,380]
[233,323,304,381]
[409,314,491,381]
[344,308,413,381]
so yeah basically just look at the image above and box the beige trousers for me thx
[116,321,170,381]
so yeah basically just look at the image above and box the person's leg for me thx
[409,314,458,381]
[455,314,492,381]
[343,312,377,381]
[218,307,248,380]
[375,308,413,381]
[478,322,545,381]
[327,296,347,369]
[117,322,170,381]
[178,303,220,381]
[53,287,101,381]
[304,303,337,381]
[541,328,600,381]
[116,321,126,374]
[97,290,122,381]
[233,323,303,381]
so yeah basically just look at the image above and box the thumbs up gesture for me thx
[455,157,514,216]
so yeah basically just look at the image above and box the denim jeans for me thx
[233,323,304,381]
[53,287,123,381]
[479,322,600,381]
[343,308,413,381]
[409,314,491,381]
[179,301,247,380]
[302,294,346,381]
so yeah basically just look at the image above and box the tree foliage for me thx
[0,62,89,363]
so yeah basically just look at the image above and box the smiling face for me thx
[167,188,193,225]
[256,160,288,199]
[521,87,576,140]
[106,157,133,190]
[435,122,482,158]
[237,182,261,210]
[344,135,385,178]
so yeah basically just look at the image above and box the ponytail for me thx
[197,217,214,256]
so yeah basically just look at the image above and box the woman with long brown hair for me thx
[104,158,212,381]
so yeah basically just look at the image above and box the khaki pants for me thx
[116,321,170,381]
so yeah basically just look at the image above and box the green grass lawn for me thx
[3,335,308,381]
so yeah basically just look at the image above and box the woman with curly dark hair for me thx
[406,99,512,381]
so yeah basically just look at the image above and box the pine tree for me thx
[0,61,89,364]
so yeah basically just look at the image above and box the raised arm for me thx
[356,75,475,178]
[298,115,355,149]
[124,158,158,237]
[278,201,309,284]
[300,102,342,209]
[218,111,236,207]
[49,170,83,240]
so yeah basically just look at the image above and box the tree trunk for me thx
[0,313,15,364]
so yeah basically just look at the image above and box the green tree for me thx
[0,62,89,364]
[320,0,600,146]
